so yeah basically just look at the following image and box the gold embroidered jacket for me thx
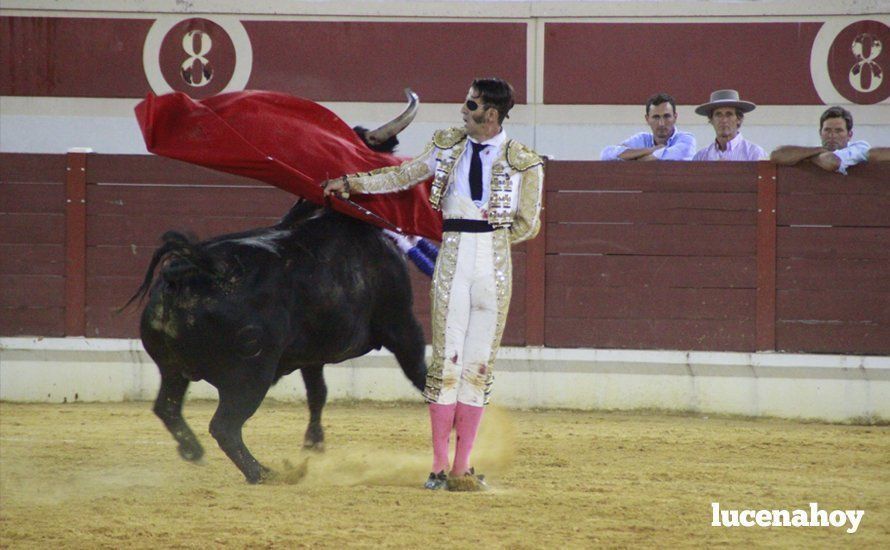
[345,127,544,244]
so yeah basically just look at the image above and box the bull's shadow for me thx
[129,200,428,483]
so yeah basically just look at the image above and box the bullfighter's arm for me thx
[345,142,436,194]
[509,163,544,245]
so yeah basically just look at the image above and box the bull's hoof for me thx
[303,425,325,452]
[178,443,205,462]
[245,464,274,485]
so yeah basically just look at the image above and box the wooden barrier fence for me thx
[1,152,887,354]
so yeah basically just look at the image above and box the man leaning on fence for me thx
[600,92,696,161]
[770,106,871,174]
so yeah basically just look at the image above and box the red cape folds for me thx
[134,91,442,240]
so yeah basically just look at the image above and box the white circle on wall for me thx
[143,15,253,96]
[810,16,890,105]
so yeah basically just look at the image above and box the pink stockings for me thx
[428,402,484,476]
[429,403,455,473]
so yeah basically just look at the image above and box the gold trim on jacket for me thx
[344,127,544,240]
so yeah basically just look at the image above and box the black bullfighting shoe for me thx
[424,471,448,490]
[446,467,488,492]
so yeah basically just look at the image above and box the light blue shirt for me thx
[601,129,697,161]
[834,140,870,175]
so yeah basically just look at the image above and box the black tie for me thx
[469,142,488,202]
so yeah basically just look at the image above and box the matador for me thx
[324,78,544,491]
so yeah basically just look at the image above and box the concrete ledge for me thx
[1,337,888,422]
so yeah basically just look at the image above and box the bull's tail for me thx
[120,231,213,311]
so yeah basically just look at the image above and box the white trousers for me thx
[426,230,510,406]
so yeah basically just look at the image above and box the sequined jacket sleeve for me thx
[509,163,544,244]
[344,141,436,194]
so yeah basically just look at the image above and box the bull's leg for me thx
[209,382,271,484]
[154,371,204,462]
[380,314,428,392]
[300,364,327,450]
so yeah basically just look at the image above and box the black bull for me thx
[130,200,428,483]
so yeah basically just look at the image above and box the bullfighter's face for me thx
[461,87,494,140]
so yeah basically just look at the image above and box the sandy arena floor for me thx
[1,400,887,548]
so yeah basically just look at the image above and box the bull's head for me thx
[353,88,419,154]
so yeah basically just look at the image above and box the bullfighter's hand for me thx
[321,177,350,199]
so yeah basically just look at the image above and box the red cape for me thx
[134,91,442,240]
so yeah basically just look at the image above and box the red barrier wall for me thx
[545,162,759,350]
[0,154,68,335]
[2,153,888,354]
[775,164,890,353]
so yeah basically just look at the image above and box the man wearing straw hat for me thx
[692,89,766,161]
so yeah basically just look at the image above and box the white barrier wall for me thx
[2,337,888,423]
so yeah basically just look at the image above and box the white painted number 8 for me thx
[849,33,883,93]
[181,30,213,87]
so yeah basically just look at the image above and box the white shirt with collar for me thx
[450,130,507,208]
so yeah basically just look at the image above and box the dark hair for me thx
[646,93,676,115]
[472,78,515,124]
[820,106,853,132]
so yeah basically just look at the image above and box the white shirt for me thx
[833,140,870,175]
[451,130,507,208]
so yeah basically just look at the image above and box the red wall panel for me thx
[0,17,152,97]
[243,21,527,103]
[544,23,823,105]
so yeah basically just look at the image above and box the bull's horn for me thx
[365,88,419,146]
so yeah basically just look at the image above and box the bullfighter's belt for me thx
[442,219,495,233]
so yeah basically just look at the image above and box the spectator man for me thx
[692,89,766,161]
[600,92,696,161]
[771,106,871,174]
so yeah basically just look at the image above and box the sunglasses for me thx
[465,99,488,111]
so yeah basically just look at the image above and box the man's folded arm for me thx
[770,145,824,165]
[653,133,697,161]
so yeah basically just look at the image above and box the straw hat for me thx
[695,89,757,116]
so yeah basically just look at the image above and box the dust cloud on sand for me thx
[270,405,516,487]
